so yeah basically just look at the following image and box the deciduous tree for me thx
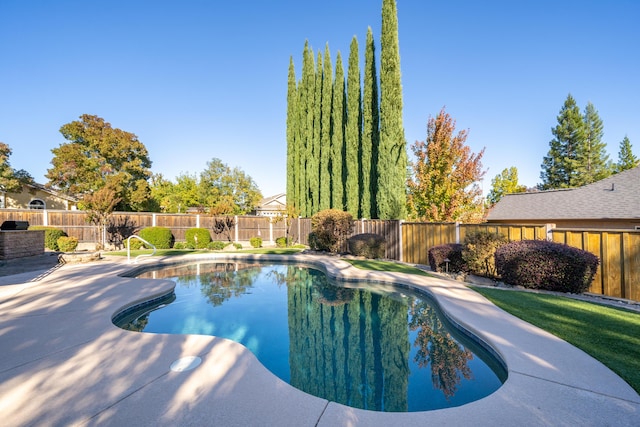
[0,142,33,193]
[407,108,486,222]
[486,167,526,206]
[47,114,153,211]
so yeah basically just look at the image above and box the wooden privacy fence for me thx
[401,222,550,266]
[551,229,640,302]
[3,208,637,302]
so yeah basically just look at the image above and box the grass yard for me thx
[345,259,434,277]
[472,287,640,394]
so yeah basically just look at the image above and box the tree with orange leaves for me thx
[407,108,486,223]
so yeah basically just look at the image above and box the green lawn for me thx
[345,259,434,277]
[472,287,640,393]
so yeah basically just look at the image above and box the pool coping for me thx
[0,253,638,426]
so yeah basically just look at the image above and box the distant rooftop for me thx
[487,166,640,221]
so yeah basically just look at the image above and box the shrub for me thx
[250,236,262,248]
[347,233,386,259]
[495,240,600,293]
[124,237,144,250]
[173,242,186,249]
[57,236,78,252]
[462,230,509,277]
[309,209,354,253]
[185,228,211,249]
[428,244,465,273]
[138,226,174,249]
[233,242,243,250]
[208,241,226,250]
[275,236,288,248]
[29,226,67,251]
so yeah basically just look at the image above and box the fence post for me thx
[196,214,200,228]
[152,213,157,227]
[455,222,460,244]
[398,220,403,262]
[269,219,273,245]
[43,209,48,226]
[546,223,555,241]
[234,216,239,242]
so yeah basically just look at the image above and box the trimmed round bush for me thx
[185,228,211,249]
[173,242,186,249]
[428,244,465,273]
[495,240,600,293]
[275,236,288,248]
[309,209,354,253]
[57,236,78,252]
[29,226,67,251]
[208,241,226,250]
[347,233,386,259]
[250,236,262,248]
[138,226,174,249]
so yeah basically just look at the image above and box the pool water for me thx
[115,262,506,412]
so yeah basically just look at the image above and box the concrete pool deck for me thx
[0,253,638,426]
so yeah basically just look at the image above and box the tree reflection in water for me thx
[409,300,473,399]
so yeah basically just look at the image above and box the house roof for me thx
[257,193,286,209]
[26,183,79,202]
[486,166,640,221]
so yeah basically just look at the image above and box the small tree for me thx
[82,186,121,249]
[486,167,526,206]
[407,108,486,222]
[615,136,639,172]
[462,230,508,278]
[106,215,139,249]
[272,203,301,246]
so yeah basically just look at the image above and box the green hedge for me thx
[185,228,211,249]
[138,226,174,249]
[29,226,67,251]
[347,233,386,259]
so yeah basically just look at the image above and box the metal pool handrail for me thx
[127,235,157,263]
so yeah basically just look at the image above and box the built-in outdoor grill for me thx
[0,221,30,231]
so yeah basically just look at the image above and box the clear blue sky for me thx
[1,0,638,198]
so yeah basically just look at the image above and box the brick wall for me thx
[0,230,45,260]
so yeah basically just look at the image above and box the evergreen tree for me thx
[309,51,323,214]
[345,36,362,218]
[540,94,586,189]
[300,43,316,216]
[576,102,611,185]
[486,167,526,206]
[378,0,407,219]
[319,44,333,211]
[362,27,380,219]
[616,135,639,172]
[286,57,298,210]
[331,53,346,211]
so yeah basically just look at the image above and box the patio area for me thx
[0,253,638,426]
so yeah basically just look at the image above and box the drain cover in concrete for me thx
[170,356,202,372]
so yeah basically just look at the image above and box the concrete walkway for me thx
[0,254,638,426]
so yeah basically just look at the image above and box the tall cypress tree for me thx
[362,27,379,219]
[345,36,362,218]
[378,0,407,219]
[540,94,585,190]
[319,44,333,211]
[331,53,346,211]
[576,102,611,185]
[286,57,298,209]
[308,51,323,214]
[298,42,315,216]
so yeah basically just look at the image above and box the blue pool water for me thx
[115,262,506,412]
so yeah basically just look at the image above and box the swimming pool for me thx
[114,261,506,412]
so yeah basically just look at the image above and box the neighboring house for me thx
[254,193,286,217]
[486,166,640,230]
[1,183,78,210]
